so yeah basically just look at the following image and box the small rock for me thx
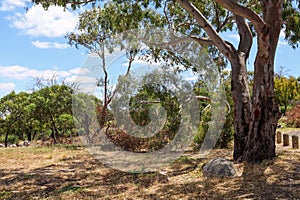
[23,140,30,147]
[0,144,5,148]
[203,158,236,178]
[9,144,17,148]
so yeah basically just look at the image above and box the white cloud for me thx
[0,65,82,80]
[0,83,15,95]
[68,67,90,75]
[0,0,29,11]
[8,5,78,38]
[32,41,69,49]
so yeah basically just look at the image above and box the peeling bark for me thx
[243,0,283,163]
[230,54,252,161]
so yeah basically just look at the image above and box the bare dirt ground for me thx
[0,143,300,200]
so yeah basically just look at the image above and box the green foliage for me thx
[0,134,18,144]
[128,82,181,149]
[217,77,234,148]
[274,75,300,114]
[0,91,32,145]
[67,1,165,53]
[72,92,102,138]
[57,114,75,136]
[31,84,74,141]
[0,83,80,144]
[192,74,234,149]
[31,0,99,10]
[283,0,300,48]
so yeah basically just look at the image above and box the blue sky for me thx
[0,0,300,98]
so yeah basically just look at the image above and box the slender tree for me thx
[67,4,148,128]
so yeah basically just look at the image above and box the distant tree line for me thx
[0,71,299,148]
[0,78,102,147]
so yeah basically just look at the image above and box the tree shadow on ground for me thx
[136,150,300,199]
[0,152,186,199]
[1,149,300,199]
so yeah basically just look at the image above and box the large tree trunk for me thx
[241,0,283,163]
[243,57,280,162]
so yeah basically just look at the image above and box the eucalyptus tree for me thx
[32,84,74,143]
[0,91,34,146]
[32,0,300,163]
[72,92,102,140]
[68,6,118,127]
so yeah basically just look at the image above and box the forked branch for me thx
[177,0,236,60]
[214,0,266,33]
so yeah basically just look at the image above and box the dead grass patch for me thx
[0,145,299,199]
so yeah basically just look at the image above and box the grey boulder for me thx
[203,158,236,178]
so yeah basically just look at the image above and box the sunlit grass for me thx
[0,144,88,170]
[277,127,300,133]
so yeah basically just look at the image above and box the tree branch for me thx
[33,0,96,6]
[214,0,266,33]
[189,36,214,46]
[235,15,253,58]
[177,0,235,60]
[216,12,234,32]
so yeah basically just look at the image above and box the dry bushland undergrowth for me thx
[0,142,300,200]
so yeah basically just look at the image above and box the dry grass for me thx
[277,127,300,133]
[0,144,300,199]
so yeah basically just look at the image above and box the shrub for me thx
[282,104,300,128]
[0,134,19,144]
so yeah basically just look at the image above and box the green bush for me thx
[0,134,18,144]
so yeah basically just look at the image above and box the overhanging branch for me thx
[214,0,266,33]
[177,0,236,60]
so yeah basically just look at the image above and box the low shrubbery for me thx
[280,104,300,128]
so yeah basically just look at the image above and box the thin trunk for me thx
[26,126,32,141]
[4,128,10,147]
[49,113,60,143]
[32,130,37,140]
[27,132,32,141]
[51,126,57,144]
[100,43,108,128]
